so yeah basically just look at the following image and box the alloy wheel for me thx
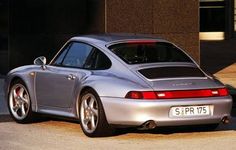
[80,93,99,133]
[9,84,30,120]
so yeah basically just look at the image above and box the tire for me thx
[79,89,114,137]
[8,79,34,123]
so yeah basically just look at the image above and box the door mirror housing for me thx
[34,56,47,69]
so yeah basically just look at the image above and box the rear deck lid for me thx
[138,66,205,79]
[136,65,224,91]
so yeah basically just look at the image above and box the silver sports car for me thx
[4,34,232,137]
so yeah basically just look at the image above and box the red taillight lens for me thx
[125,91,143,99]
[218,88,229,96]
[156,89,216,99]
[125,88,229,99]
[125,91,157,99]
[142,92,157,99]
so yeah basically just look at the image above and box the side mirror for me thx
[34,56,47,69]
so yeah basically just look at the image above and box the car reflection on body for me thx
[4,34,232,137]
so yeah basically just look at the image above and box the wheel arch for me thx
[76,85,113,136]
[74,85,112,119]
[7,76,25,95]
[6,74,37,112]
[75,86,98,118]
[79,86,97,98]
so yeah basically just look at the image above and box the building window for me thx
[200,0,226,40]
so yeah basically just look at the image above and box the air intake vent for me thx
[139,67,205,79]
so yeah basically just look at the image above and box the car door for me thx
[35,41,94,108]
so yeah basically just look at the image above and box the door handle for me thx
[67,74,76,80]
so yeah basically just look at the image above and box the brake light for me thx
[125,88,229,99]
[127,40,157,44]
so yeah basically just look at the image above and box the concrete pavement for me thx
[214,63,236,95]
[1,118,236,150]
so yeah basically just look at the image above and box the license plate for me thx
[170,105,211,117]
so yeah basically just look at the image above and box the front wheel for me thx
[8,80,34,123]
[79,89,114,137]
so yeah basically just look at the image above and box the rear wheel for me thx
[8,80,34,123]
[79,89,113,137]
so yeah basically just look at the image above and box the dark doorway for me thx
[0,0,9,74]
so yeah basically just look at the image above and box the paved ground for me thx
[0,117,236,150]
[214,63,236,95]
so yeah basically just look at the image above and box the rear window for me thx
[139,67,205,79]
[108,42,192,64]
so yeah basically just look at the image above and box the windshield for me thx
[108,42,192,64]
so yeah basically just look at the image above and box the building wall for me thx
[7,0,199,73]
[106,0,199,62]
[9,0,87,69]
[0,0,8,74]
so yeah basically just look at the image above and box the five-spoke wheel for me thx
[79,89,113,137]
[80,93,99,133]
[8,80,33,123]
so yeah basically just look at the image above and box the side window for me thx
[84,49,111,70]
[94,50,111,70]
[169,47,192,62]
[52,43,71,66]
[62,42,93,68]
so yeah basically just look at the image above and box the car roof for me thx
[70,33,168,45]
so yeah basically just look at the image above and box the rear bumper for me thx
[100,96,232,126]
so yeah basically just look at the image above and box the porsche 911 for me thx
[4,34,232,137]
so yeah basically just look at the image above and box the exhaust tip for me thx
[139,120,157,130]
[222,116,230,124]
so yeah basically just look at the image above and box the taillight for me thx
[125,88,229,99]
[125,91,157,99]
[217,88,229,96]
[125,91,143,99]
